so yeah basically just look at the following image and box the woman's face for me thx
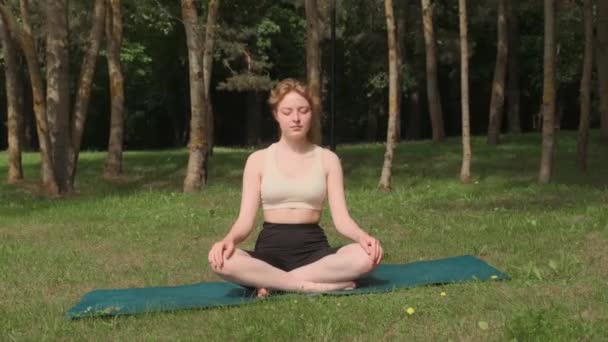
[274,91,312,140]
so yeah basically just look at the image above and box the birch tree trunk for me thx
[577,0,593,171]
[104,0,125,178]
[305,0,322,145]
[378,0,400,191]
[203,0,219,155]
[507,0,521,134]
[45,0,71,193]
[69,0,106,182]
[421,0,445,142]
[182,0,209,192]
[459,0,472,183]
[487,0,509,145]
[1,1,58,195]
[395,2,406,141]
[539,0,556,184]
[597,0,608,142]
[0,13,23,183]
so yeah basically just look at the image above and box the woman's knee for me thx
[210,252,244,277]
[211,249,250,277]
[344,244,376,274]
[356,253,376,274]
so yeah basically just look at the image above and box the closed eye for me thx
[298,107,310,114]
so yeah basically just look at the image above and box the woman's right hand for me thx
[208,238,236,270]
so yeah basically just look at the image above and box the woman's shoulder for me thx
[245,145,272,167]
[316,145,341,169]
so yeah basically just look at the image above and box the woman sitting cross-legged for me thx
[208,78,383,297]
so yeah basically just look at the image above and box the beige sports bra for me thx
[261,143,327,210]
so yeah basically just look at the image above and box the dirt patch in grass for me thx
[580,232,608,279]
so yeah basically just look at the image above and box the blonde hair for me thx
[268,78,320,143]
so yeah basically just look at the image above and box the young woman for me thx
[208,79,383,297]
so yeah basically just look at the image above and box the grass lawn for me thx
[1,131,607,341]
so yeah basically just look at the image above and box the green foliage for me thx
[0,0,602,148]
[120,41,153,78]
[256,18,281,52]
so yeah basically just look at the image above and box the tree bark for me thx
[1,1,58,195]
[69,0,106,182]
[305,0,323,145]
[395,2,406,141]
[203,0,219,155]
[0,13,23,183]
[379,0,400,191]
[539,0,556,184]
[421,0,445,142]
[23,80,35,149]
[507,0,521,134]
[459,0,472,183]
[577,0,593,171]
[597,0,608,142]
[487,0,509,145]
[182,0,209,192]
[104,0,125,178]
[45,0,71,193]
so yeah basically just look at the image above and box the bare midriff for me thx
[263,208,322,224]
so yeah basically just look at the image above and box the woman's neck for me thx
[277,137,313,154]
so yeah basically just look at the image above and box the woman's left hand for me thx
[358,233,383,265]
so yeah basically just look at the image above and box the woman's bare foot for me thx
[305,281,356,293]
[257,287,269,299]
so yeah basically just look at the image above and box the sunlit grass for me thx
[1,131,607,340]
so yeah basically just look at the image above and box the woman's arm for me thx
[325,150,382,263]
[224,150,263,244]
[209,150,262,269]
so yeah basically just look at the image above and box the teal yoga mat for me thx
[66,255,508,319]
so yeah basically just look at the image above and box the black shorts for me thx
[246,222,339,272]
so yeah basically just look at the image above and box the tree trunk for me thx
[202,0,219,157]
[46,0,71,193]
[0,13,24,183]
[487,0,509,145]
[379,0,400,191]
[246,92,261,146]
[577,0,593,171]
[69,0,106,182]
[305,0,322,145]
[181,0,209,192]
[1,1,59,195]
[597,0,608,142]
[539,0,556,184]
[23,79,35,149]
[104,0,125,178]
[459,0,472,183]
[507,0,521,134]
[395,2,407,141]
[421,0,445,142]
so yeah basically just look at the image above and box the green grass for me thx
[1,131,607,341]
